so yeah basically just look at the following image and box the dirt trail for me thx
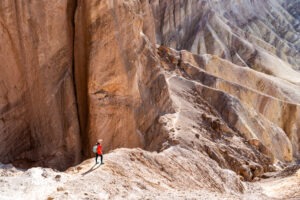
[238,164,300,200]
[1,152,299,200]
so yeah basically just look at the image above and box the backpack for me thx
[92,145,97,153]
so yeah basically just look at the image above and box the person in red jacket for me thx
[95,140,103,164]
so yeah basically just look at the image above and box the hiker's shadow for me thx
[81,164,101,176]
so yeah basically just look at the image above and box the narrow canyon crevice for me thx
[73,0,89,159]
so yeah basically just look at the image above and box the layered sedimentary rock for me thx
[138,0,300,182]
[157,46,299,165]
[281,0,300,21]
[0,0,81,170]
[149,0,300,164]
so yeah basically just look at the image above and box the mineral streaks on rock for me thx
[74,0,172,157]
[0,0,81,170]
[282,0,300,22]
[151,0,300,80]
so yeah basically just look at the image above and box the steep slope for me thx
[281,0,300,21]
[150,0,300,163]
[158,46,299,164]
[151,0,300,82]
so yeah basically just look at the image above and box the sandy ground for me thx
[252,168,300,199]
[1,149,299,200]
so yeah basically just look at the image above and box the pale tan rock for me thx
[252,177,261,182]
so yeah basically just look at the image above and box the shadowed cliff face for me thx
[0,0,81,170]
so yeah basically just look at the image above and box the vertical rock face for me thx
[0,0,172,169]
[0,0,81,170]
[74,0,172,157]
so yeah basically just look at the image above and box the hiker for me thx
[93,140,103,164]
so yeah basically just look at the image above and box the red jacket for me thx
[97,144,102,155]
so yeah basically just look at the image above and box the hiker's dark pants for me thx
[95,153,103,163]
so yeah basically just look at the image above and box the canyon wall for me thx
[0,0,80,170]
[74,0,172,158]
[0,0,172,170]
